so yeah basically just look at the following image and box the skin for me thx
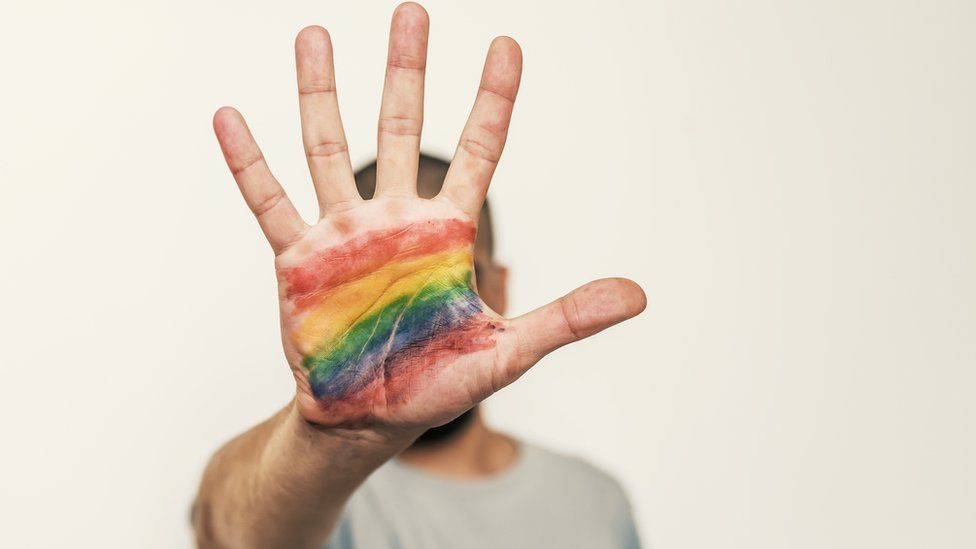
[194,4,647,548]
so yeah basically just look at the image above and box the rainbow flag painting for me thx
[280,218,499,406]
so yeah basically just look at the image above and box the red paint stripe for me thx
[282,219,475,299]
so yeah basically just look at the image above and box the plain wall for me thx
[1,0,974,547]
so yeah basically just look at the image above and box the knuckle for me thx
[229,154,264,176]
[459,135,500,165]
[250,189,286,218]
[378,116,422,137]
[306,139,348,159]
[559,293,585,341]
[297,83,336,96]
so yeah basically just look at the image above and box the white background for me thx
[2,0,974,547]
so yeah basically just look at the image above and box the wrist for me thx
[283,398,420,461]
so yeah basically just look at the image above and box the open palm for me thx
[213,4,646,431]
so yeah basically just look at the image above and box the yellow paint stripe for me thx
[293,249,473,353]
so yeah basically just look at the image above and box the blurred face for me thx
[411,219,507,447]
[473,246,507,316]
[354,162,506,314]
[355,162,508,445]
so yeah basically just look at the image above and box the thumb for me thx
[510,277,647,369]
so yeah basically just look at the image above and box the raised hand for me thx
[212,3,646,434]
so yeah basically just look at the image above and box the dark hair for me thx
[352,154,495,258]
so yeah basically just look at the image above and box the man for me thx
[194,4,647,548]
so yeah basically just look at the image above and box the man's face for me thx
[473,247,506,315]
[355,162,507,313]
[410,238,506,447]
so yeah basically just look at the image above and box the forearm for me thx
[193,399,417,548]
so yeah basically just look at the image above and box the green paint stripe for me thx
[303,276,478,382]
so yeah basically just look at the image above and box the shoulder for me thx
[521,443,640,546]
[525,442,627,489]
[522,442,634,512]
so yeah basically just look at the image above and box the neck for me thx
[398,409,519,478]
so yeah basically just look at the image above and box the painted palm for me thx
[276,201,516,427]
[213,8,645,433]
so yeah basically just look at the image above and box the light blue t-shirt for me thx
[325,442,641,548]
